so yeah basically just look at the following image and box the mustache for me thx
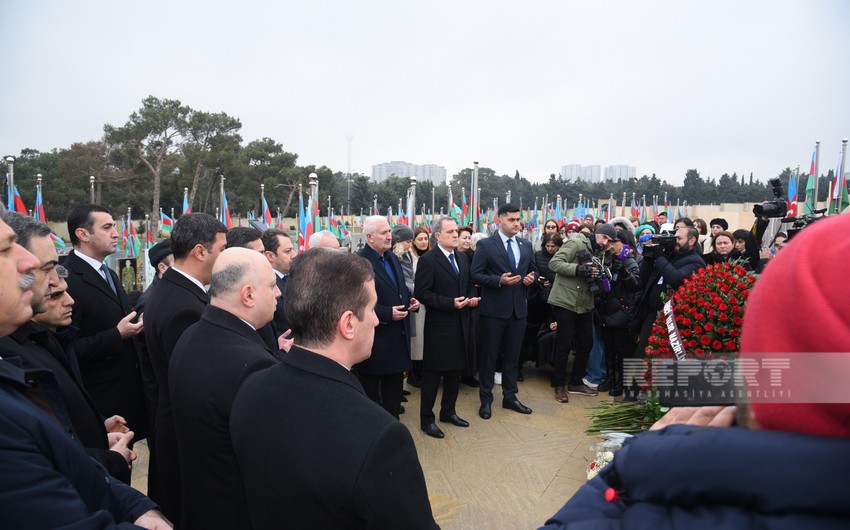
[19,272,36,290]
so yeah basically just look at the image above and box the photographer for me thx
[547,223,616,402]
[631,226,705,365]
[596,230,642,397]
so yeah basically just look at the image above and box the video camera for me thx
[577,249,612,294]
[781,208,827,240]
[752,177,788,218]
[642,233,678,258]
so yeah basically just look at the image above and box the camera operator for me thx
[631,226,705,366]
[547,223,616,402]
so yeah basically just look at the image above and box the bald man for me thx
[169,247,279,529]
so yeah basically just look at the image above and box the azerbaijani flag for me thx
[12,185,27,214]
[34,185,46,222]
[49,232,66,250]
[146,225,154,249]
[262,195,272,226]
[329,211,341,239]
[160,211,174,234]
[786,168,798,217]
[120,217,128,251]
[221,187,232,229]
[829,150,848,214]
[183,191,191,215]
[448,187,462,222]
[804,150,817,215]
[298,192,307,252]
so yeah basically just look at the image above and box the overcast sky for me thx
[1,0,848,185]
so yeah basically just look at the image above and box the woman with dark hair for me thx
[771,231,788,253]
[704,231,744,267]
[733,228,768,272]
[407,226,432,387]
[412,226,431,258]
[458,225,474,264]
[523,232,563,377]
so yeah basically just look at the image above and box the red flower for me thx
[712,340,723,350]
[725,340,738,351]
[704,323,714,332]
[719,313,729,322]
[700,335,711,346]
[733,316,743,326]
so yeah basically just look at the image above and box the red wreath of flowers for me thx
[643,260,757,384]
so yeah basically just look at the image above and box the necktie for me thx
[449,253,459,277]
[100,263,117,295]
[381,255,397,286]
[506,238,517,272]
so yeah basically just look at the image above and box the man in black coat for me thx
[231,248,438,530]
[143,212,226,523]
[0,214,170,529]
[261,228,295,337]
[169,247,279,529]
[63,204,148,440]
[414,216,480,438]
[354,215,420,419]
[470,203,537,419]
[632,225,705,362]
[0,212,134,482]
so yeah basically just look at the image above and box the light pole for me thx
[4,156,15,209]
[471,162,479,232]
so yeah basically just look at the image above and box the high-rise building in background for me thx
[371,161,447,184]
[560,164,582,180]
[604,165,637,182]
[581,165,602,183]
[560,164,636,183]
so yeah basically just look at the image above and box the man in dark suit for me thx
[261,228,294,337]
[354,215,420,419]
[0,212,135,483]
[471,203,538,419]
[231,248,438,529]
[170,247,279,529]
[143,212,226,523]
[0,216,169,529]
[63,204,149,440]
[414,216,480,439]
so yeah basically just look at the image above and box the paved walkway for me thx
[132,364,607,529]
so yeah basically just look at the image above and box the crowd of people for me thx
[0,198,844,529]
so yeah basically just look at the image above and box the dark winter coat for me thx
[540,424,850,530]
[596,252,642,329]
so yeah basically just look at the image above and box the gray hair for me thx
[308,230,336,248]
[208,262,249,299]
[1,211,51,251]
[362,215,386,236]
[431,216,455,234]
